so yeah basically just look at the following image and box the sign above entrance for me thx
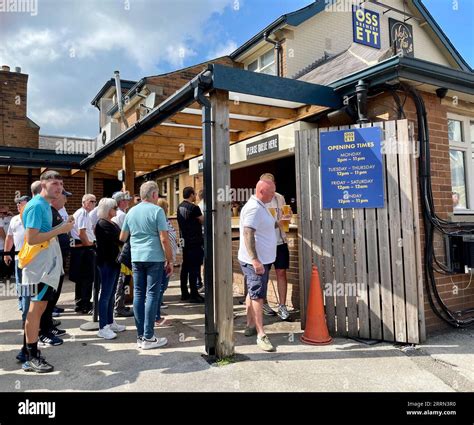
[389,18,414,58]
[352,6,381,49]
[246,135,279,160]
[320,127,384,209]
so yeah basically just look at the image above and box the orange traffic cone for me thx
[300,265,333,345]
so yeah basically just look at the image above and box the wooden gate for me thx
[295,120,425,343]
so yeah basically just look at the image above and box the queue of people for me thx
[2,168,293,374]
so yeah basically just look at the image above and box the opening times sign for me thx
[320,127,384,209]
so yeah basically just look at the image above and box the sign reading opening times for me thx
[320,127,384,209]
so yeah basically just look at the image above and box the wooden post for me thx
[122,144,135,195]
[211,89,233,358]
[85,168,94,194]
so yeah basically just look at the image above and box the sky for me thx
[0,0,472,139]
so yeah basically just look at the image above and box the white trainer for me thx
[137,337,143,349]
[141,336,168,350]
[110,321,126,333]
[98,325,117,340]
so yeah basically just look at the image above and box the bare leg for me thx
[251,298,265,337]
[25,301,48,344]
[246,294,255,327]
[276,269,288,306]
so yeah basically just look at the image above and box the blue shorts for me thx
[239,261,271,300]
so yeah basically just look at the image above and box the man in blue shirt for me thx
[120,181,173,350]
[21,171,74,373]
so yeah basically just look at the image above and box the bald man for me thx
[238,179,283,352]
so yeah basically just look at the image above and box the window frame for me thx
[245,49,276,75]
[448,112,474,214]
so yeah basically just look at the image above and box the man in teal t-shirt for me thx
[20,171,74,374]
[120,181,173,350]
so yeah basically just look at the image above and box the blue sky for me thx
[0,0,472,139]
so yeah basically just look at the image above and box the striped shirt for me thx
[167,219,178,262]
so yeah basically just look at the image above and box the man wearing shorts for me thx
[20,171,74,373]
[238,179,278,352]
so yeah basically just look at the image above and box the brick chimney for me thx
[0,65,39,148]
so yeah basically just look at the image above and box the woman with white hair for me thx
[95,198,126,339]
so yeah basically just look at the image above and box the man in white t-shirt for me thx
[260,173,292,321]
[238,179,279,352]
[70,193,97,313]
[111,191,132,229]
[4,196,30,318]
[0,205,13,280]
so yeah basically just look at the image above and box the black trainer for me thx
[189,294,205,304]
[39,333,63,346]
[180,293,190,301]
[50,327,67,337]
[115,308,134,317]
[22,352,54,373]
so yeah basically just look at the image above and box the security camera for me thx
[436,87,448,99]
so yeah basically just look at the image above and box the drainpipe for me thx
[355,79,369,124]
[114,70,129,129]
[264,32,281,77]
[193,70,217,357]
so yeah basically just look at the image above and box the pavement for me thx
[0,277,473,392]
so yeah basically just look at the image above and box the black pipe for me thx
[194,78,217,356]
[264,32,281,77]
[355,79,369,124]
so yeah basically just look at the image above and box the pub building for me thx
[83,0,474,354]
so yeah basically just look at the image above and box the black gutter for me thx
[193,71,217,356]
[330,56,474,97]
[80,68,214,169]
[0,146,86,169]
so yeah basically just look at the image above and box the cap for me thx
[112,191,132,202]
[15,195,31,203]
[62,190,73,197]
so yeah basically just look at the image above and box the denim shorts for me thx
[239,261,271,300]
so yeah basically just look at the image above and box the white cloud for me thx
[0,0,235,137]
[207,40,238,59]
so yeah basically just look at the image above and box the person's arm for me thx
[4,234,13,265]
[25,220,74,245]
[0,227,5,241]
[243,226,264,275]
[78,228,93,246]
[119,230,129,243]
[160,230,174,276]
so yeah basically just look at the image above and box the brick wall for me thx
[0,172,105,215]
[0,69,39,149]
[367,91,474,335]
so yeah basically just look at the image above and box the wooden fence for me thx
[295,119,425,343]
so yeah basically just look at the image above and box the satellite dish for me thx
[144,92,156,110]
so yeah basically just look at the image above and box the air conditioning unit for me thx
[96,121,121,151]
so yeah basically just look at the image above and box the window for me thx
[448,114,474,212]
[246,49,276,75]
[173,176,180,214]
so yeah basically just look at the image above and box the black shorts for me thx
[273,243,290,270]
[30,282,56,302]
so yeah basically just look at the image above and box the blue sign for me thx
[352,6,381,49]
[320,127,384,209]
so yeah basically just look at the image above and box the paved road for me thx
[1,278,473,392]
